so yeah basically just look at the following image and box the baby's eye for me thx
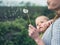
[41,21,44,23]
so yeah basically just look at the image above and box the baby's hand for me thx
[28,24,40,40]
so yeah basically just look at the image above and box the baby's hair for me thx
[35,15,49,22]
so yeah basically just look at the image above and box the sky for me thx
[0,0,47,6]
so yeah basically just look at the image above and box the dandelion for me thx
[23,8,28,13]
[23,8,31,24]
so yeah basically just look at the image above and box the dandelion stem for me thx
[27,13,31,24]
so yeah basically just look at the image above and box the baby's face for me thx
[36,18,49,32]
[36,19,53,32]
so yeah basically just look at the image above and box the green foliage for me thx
[0,18,36,45]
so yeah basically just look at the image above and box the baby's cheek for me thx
[42,23,49,28]
[42,23,47,27]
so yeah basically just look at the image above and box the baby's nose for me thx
[38,23,41,26]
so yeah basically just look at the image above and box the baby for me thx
[35,16,53,33]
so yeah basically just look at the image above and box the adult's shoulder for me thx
[54,17,60,24]
[53,17,60,30]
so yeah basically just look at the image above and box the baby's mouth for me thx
[39,27,43,30]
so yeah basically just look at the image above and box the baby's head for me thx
[35,16,50,32]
